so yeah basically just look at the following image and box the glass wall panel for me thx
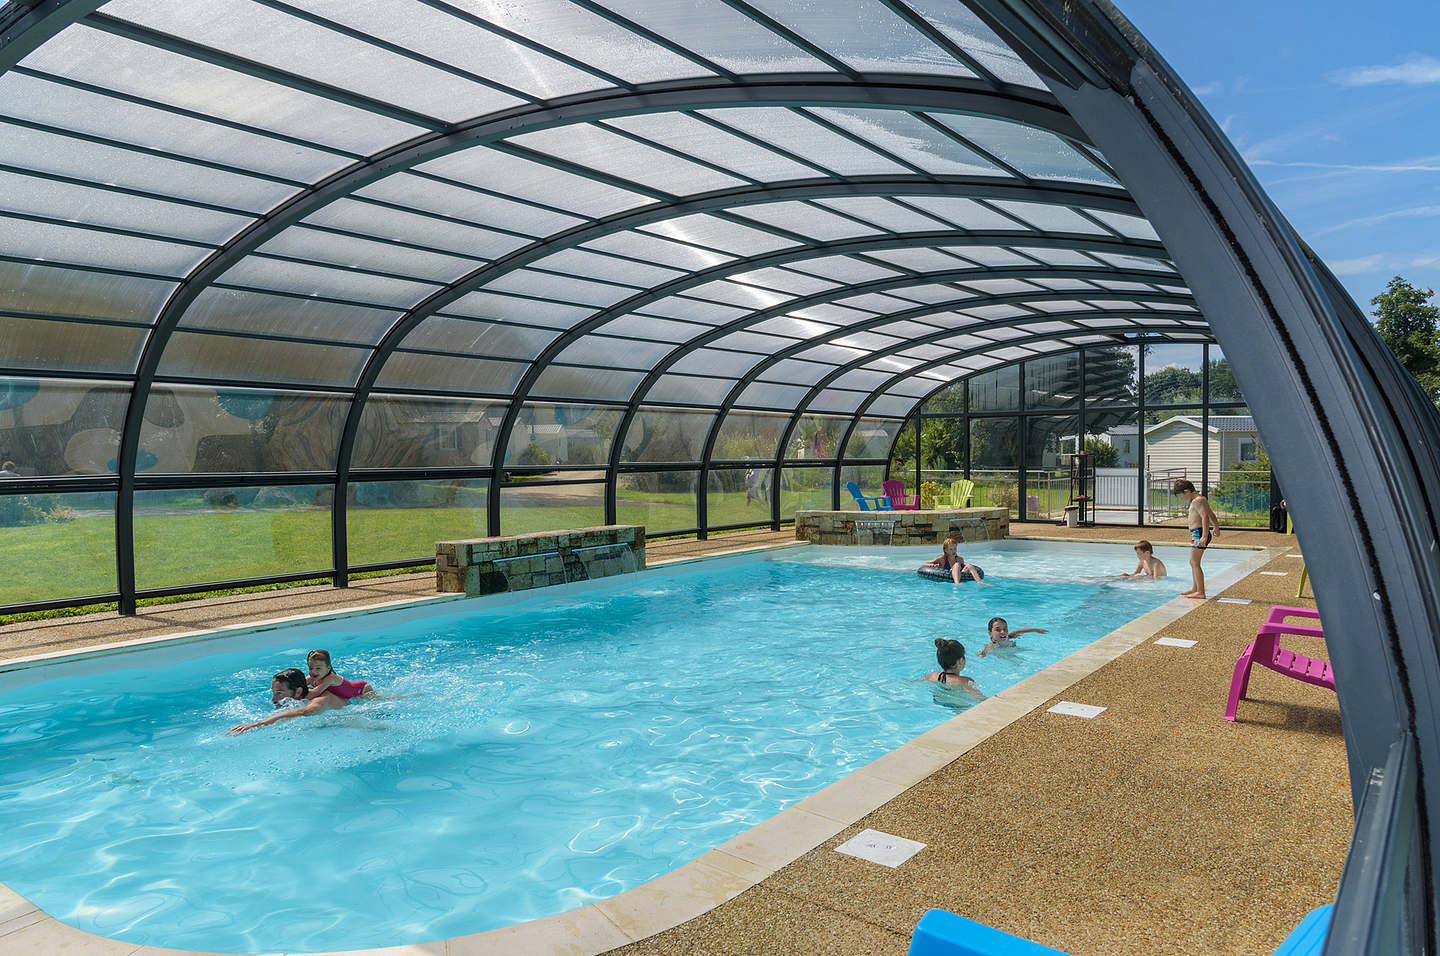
[785,414,846,460]
[707,466,774,526]
[499,481,604,536]
[621,408,716,463]
[1142,343,1204,422]
[969,416,1019,515]
[845,417,903,460]
[712,410,787,461]
[920,416,965,489]
[505,403,620,468]
[133,484,331,591]
[1024,353,1081,409]
[1207,345,1244,403]
[919,380,965,415]
[0,315,147,373]
[0,377,130,476]
[839,464,886,511]
[617,469,697,535]
[347,478,489,566]
[889,418,916,476]
[778,465,834,516]
[0,490,116,605]
[1086,345,1139,406]
[1023,415,1079,521]
[967,365,1020,411]
[141,386,349,474]
[353,396,505,469]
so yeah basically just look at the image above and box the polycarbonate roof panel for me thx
[742,0,977,77]
[806,109,1009,176]
[0,315,147,373]
[0,216,210,276]
[599,0,828,74]
[157,331,369,386]
[446,0,716,84]
[420,148,656,219]
[508,124,747,195]
[988,201,1110,234]
[788,256,901,284]
[737,380,812,410]
[354,174,583,238]
[640,214,802,255]
[902,0,1046,87]
[807,388,868,413]
[763,358,834,386]
[668,349,765,378]
[102,0,529,123]
[929,114,1118,186]
[444,292,595,329]
[531,364,647,402]
[750,316,839,338]
[181,288,400,344]
[554,334,674,370]
[593,313,708,343]
[582,231,735,272]
[0,170,252,245]
[644,374,736,406]
[303,200,531,260]
[602,113,820,183]
[257,227,479,283]
[482,269,635,308]
[24,24,424,152]
[729,202,884,242]
[375,352,528,395]
[0,260,176,323]
[812,196,956,234]
[399,317,559,360]
[220,256,441,306]
[0,121,300,213]
[699,108,911,176]
[0,71,350,183]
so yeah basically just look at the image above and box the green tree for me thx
[1372,276,1440,403]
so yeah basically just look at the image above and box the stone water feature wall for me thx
[793,508,1008,546]
[436,525,645,596]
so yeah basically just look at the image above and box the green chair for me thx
[935,479,974,509]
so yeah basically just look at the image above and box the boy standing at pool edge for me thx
[1173,479,1218,599]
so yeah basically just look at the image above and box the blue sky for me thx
[1117,0,1440,315]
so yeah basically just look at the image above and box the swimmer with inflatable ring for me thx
[924,638,986,700]
[918,537,985,584]
[976,616,1048,657]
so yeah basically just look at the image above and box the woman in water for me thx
[921,538,985,584]
[227,667,365,735]
[924,638,985,700]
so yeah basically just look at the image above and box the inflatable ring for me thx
[917,564,983,583]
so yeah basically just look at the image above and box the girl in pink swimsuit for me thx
[306,649,374,701]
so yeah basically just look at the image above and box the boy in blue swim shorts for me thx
[1173,479,1219,599]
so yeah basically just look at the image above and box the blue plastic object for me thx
[1272,905,1332,956]
[907,910,1073,956]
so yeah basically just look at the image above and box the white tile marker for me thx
[1048,701,1106,719]
[1218,597,1252,604]
[835,829,926,868]
[1155,637,1198,647]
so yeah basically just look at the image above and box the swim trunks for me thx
[325,678,369,700]
[1191,528,1205,549]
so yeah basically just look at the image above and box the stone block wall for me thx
[793,508,1008,546]
[436,525,646,596]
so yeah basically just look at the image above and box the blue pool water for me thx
[0,544,1242,952]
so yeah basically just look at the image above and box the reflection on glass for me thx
[920,416,965,476]
[779,466,833,517]
[1024,353,1080,409]
[969,416,1018,515]
[133,485,330,591]
[844,417,902,460]
[889,418,916,476]
[1207,346,1244,403]
[1023,415,1079,521]
[499,481,603,536]
[354,396,505,470]
[785,414,846,459]
[617,470,697,535]
[506,403,621,469]
[968,366,1020,411]
[707,467,774,526]
[1085,346,1138,405]
[0,490,116,604]
[620,408,716,463]
[347,479,489,566]
[712,410,788,461]
[0,377,130,477]
[1142,343,1204,407]
[141,386,348,474]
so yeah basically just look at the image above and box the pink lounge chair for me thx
[1224,605,1335,721]
[881,479,920,510]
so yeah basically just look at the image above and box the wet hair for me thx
[1172,479,1196,494]
[934,638,966,670]
[1135,540,1153,554]
[987,617,1007,632]
[307,649,332,670]
[942,537,957,548]
[273,668,309,699]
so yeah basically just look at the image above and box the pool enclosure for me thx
[2,0,1438,952]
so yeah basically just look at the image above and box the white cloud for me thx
[1332,56,1440,87]
[1327,255,1387,275]
[1248,159,1440,173]
[1190,81,1221,97]
[1313,206,1440,237]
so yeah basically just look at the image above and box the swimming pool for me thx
[0,541,1249,953]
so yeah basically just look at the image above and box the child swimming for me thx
[924,638,985,700]
[1119,540,1167,579]
[227,668,363,735]
[976,617,1048,657]
[306,648,375,702]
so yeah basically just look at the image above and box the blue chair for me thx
[907,905,1332,956]
[845,480,889,511]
